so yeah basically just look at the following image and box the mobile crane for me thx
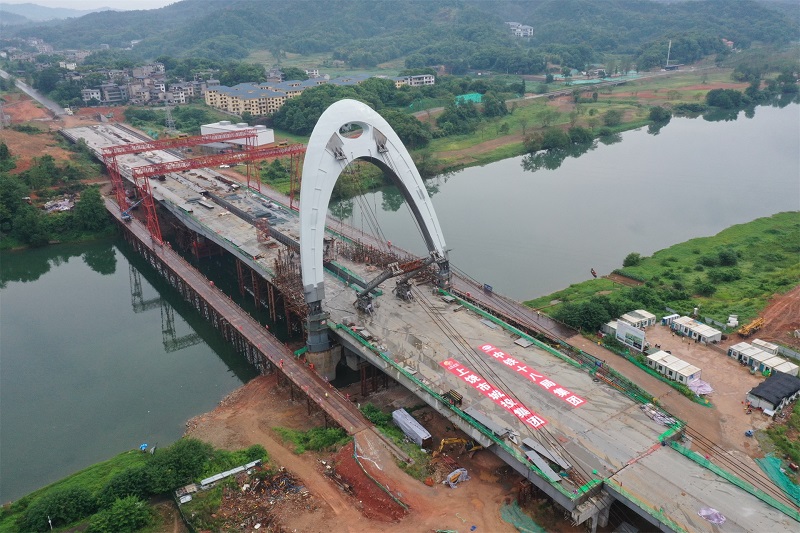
[121,197,145,222]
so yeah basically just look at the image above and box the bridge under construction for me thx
[61,100,798,532]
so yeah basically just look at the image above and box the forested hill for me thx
[6,0,798,70]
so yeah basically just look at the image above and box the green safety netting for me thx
[499,502,546,533]
[756,455,800,506]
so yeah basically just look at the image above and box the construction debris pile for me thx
[427,453,461,485]
[214,466,315,532]
[640,403,677,426]
[43,196,75,213]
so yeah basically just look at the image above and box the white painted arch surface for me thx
[300,99,447,303]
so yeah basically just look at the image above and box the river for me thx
[1,101,798,503]
[334,102,800,300]
[0,239,257,502]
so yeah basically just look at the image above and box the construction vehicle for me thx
[738,317,764,337]
[432,437,483,458]
[121,197,144,222]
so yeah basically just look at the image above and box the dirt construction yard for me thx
[184,374,532,533]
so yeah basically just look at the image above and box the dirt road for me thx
[755,285,800,350]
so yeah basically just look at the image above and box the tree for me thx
[623,252,642,267]
[518,115,530,136]
[568,126,593,145]
[98,466,151,508]
[146,438,213,494]
[0,141,16,172]
[540,128,570,151]
[717,247,738,266]
[553,300,610,332]
[280,66,308,81]
[34,67,61,94]
[18,487,97,531]
[569,109,579,127]
[694,279,716,297]
[13,206,50,246]
[74,186,111,231]
[0,173,28,222]
[482,91,508,117]
[603,109,623,127]
[537,107,559,127]
[648,106,672,122]
[23,155,58,191]
[87,496,153,533]
[240,111,254,124]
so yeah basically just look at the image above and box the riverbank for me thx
[525,212,800,349]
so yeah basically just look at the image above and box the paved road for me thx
[0,68,66,116]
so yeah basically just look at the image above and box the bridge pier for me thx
[306,345,342,382]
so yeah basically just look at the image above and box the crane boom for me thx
[354,253,441,313]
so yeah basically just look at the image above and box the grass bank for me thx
[525,212,800,326]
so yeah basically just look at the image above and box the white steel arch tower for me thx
[300,99,450,352]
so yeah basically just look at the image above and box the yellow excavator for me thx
[432,437,483,458]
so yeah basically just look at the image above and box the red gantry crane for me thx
[102,130,304,245]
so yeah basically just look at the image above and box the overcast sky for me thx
[3,0,176,10]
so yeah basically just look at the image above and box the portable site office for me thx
[671,316,722,343]
[773,360,800,377]
[762,355,788,374]
[752,338,779,355]
[646,351,671,372]
[749,350,773,371]
[673,363,701,384]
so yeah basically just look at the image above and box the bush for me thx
[623,252,642,267]
[18,487,97,531]
[717,247,738,266]
[567,126,593,145]
[97,465,151,509]
[694,279,717,297]
[87,496,153,533]
[360,403,393,426]
[707,267,742,283]
[698,254,720,267]
[649,106,672,122]
[602,109,623,127]
[146,438,214,494]
[273,427,349,453]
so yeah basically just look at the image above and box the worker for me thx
[279,359,284,368]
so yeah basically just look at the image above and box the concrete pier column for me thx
[306,345,342,382]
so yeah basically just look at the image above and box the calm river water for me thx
[1,102,798,502]
[335,102,800,300]
[0,240,257,502]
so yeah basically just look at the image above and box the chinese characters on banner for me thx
[477,344,586,408]
[440,358,548,429]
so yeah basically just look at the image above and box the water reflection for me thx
[0,238,118,288]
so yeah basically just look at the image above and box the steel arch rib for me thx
[300,98,447,304]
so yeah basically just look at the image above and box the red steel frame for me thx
[102,129,304,244]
